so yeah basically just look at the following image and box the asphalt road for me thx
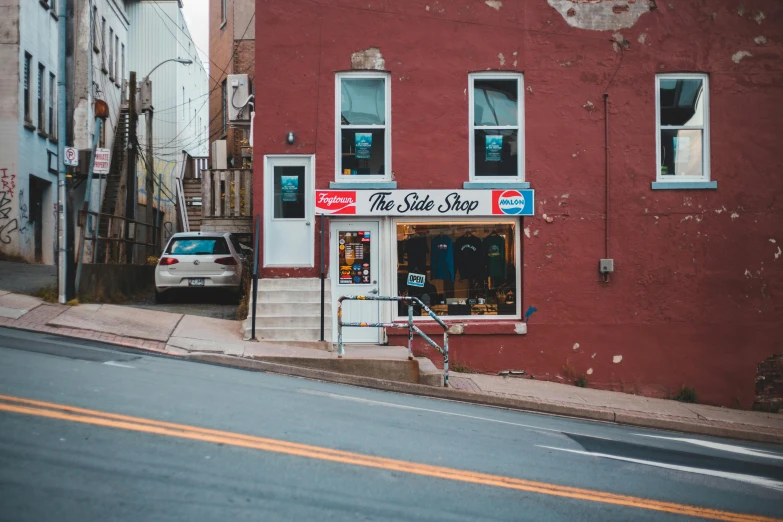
[0,328,781,522]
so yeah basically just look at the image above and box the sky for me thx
[181,0,210,72]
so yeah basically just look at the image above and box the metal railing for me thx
[337,295,449,386]
[77,209,159,265]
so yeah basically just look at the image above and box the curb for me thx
[186,353,783,445]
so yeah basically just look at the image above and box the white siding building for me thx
[127,0,209,225]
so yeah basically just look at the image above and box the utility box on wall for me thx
[227,74,251,124]
[211,140,227,169]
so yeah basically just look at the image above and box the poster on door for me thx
[338,230,371,284]
[280,175,299,202]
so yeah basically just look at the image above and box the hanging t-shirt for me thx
[484,233,506,279]
[430,235,455,282]
[455,234,483,280]
[405,235,429,273]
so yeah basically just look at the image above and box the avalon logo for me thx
[193,260,200,265]
[496,190,526,215]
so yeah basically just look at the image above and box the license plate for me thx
[189,278,205,287]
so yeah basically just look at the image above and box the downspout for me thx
[603,93,610,284]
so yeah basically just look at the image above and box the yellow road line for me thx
[0,395,778,522]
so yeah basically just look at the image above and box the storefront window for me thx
[396,221,518,317]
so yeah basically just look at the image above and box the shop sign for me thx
[316,189,534,217]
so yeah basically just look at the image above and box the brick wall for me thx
[755,354,783,413]
[208,0,255,168]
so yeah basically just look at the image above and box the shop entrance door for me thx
[263,155,314,267]
[331,220,381,344]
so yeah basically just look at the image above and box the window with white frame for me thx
[108,28,114,80]
[335,72,390,180]
[23,53,31,124]
[101,18,106,71]
[656,74,710,180]
[469,73,524,181]
[49,73,56,137]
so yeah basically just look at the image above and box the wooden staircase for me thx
[182,178,202,232]
[98,107,129,235]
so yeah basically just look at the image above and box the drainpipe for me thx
[603,93,610,283]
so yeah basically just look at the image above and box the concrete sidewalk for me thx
[0,290,781,445]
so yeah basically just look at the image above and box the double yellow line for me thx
[0,393,777,522]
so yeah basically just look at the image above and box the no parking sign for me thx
[64,147,78,167]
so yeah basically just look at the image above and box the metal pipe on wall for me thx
[603,92,610,283]
[56,0,68,302]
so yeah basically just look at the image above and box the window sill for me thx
[39,0,49,9]
[101,66,108,74]
[48,136,58,145]
[23,121,36,131]
[651,181,717,190]
[330,181,397,190]
[463,181,530,189]
[37,129,48,139]
[50,10,58,21]
[93,46,100,54]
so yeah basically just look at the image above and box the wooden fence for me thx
[202,169,252,218]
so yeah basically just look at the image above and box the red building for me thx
[250,0,783,408]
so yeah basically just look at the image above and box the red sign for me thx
[316,190,356,215]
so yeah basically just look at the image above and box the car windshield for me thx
[166,238,230,255]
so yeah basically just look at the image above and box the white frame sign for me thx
[94,148,111,175]
[315,189,534,217]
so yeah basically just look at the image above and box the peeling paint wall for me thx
[255,0,783,408]
[547,0,656,31]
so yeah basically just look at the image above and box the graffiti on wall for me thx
[0,168,15,198]
[0,190,17,244]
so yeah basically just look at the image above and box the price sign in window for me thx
[338,230,372,285]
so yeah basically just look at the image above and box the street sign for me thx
[64,147,78,167]
[94,148,111,175]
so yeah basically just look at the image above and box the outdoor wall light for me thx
[287,131,295,145]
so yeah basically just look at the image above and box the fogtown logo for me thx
[316,191,357,214]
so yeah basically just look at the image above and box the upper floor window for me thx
[101,18,107,71]
[37,63,45,130]
[656,74,710,181]
[469,73,524,182]
[92,7,99,53]
[335,72,391,181]
[108,28,114,80]
[49,73,56,137]
[23,53,31,123]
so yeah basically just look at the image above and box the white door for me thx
[331,220,381,344]
[264,156,314,267]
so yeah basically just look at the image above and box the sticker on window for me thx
[407,272,425,288]
[338,230,371,284]
[355,133,373,159]
[485,135,503,162]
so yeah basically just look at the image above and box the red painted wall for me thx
[254,0,783,408]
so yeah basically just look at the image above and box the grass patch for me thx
[31,285,59,303]
[451,362,475,373]
[235,258,253,320]
[574,374,588,388]
[671,386,698,403]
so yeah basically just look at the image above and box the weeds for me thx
[671,386,698,403]
[32,285,58,303]
[574,375,588,388]
[451,362,474,373]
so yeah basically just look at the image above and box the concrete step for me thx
[252,315,330,329]
[251,302,331,316]
[259,278,326,291]
[252,327,326,342]
[259,290,327,303]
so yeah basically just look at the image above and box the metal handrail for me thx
[337,295,449,387]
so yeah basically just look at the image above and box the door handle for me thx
[368,288,378,295]
[305,221,311,225]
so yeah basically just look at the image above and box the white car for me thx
[155,232,246,303]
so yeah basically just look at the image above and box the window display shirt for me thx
[484,233,506,279]
[430,234,455,282]
[455,234,483,280]
[404,235,429,273]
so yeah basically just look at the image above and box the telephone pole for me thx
[144,83,155,257]
[56,0,68,303]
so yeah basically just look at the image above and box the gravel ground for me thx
[119,288,240,320]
